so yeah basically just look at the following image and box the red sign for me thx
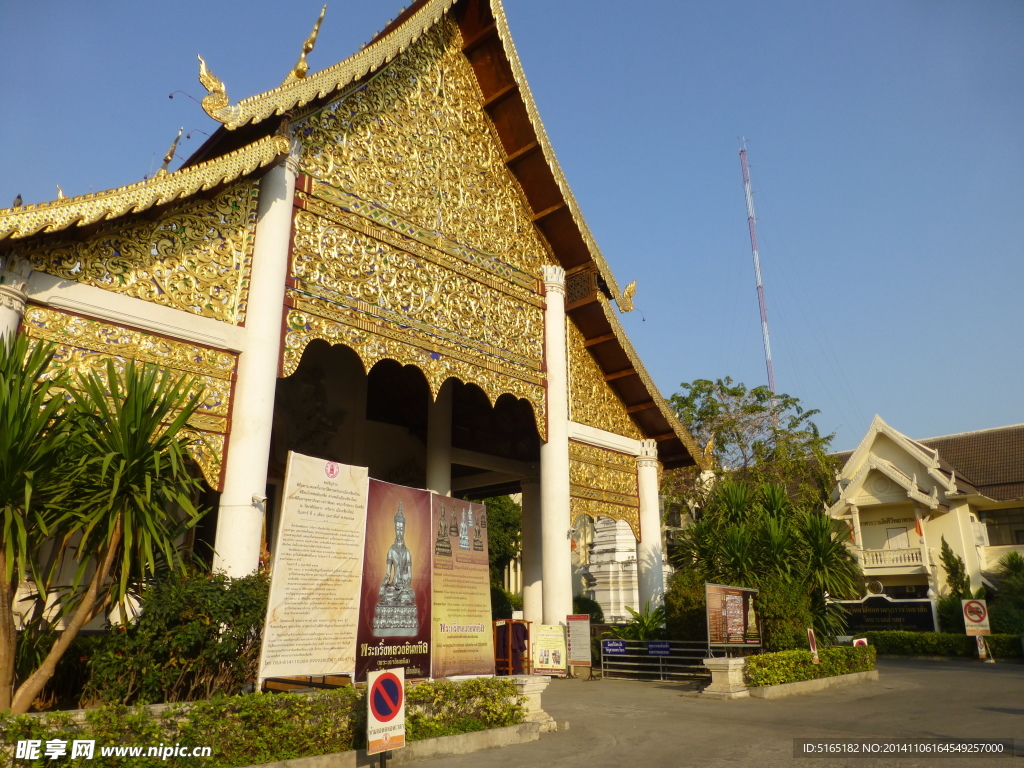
[962,599,990,636]
[369,672,403,722]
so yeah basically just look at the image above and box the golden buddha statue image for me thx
[435,502,452,558]
[746,596,760,642]
[372,502,419,637]
[459,508,470,550]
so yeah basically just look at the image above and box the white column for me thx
[213,149,298,577]
[520,478,543,623]
[426,379,452,496]
[539,265,573,625]
[636,439,664,610]
[0,258,31,339]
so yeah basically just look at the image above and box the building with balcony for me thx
[828,417,1024,603]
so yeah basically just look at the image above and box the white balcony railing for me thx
[860,548,924,568]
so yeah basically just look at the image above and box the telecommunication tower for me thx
[739,144,776,393]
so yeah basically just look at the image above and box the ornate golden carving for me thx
[295,16,551,279]
[0,135,287,242]
[197,55,237,125]
[569,440,639,540]
[617,280,637,313]
[8,182,260,324]
[567,320,643,439]
[195,0,456,130]
[291,205,544,369]
[284,308,546,441]
[21,306,236,490]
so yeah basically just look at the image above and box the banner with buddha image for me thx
[430,495,494,677]
[260,455,495,684]
[355,479,433,682]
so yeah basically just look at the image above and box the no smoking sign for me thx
[367,668,406,755]
[961,599,990,636]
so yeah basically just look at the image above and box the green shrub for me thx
[490,586,512,620]
[753,577,814,651]
[572,594,605,623]
[863,631,1023,657]
[745,646,876,687]
[84,568,269,705]
[664,569,707,642]
[0,678,524,767]
[937,593,966,633]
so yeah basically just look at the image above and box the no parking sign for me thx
[367,668,405,755]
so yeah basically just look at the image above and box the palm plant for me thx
[9,358,206,713]
[608,602,666,641]
[0,333,77,710]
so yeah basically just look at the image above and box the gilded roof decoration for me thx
[567,319,643,440]
[197,0,456,130]
[22,306,237,490]
[6,182,260,324]
[0,135,288,242]
[295,16,551,278]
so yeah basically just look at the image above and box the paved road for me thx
[416,658,1023,768]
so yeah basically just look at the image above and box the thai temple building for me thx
[0,0,706,625]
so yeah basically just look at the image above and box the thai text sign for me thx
[566,614,592,666]
[602,639,626,655]
[839,596,935,633]
[706,583,761,647]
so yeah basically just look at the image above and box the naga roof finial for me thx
[283,5,327,87]
[156,127,184,176]
[617,279,637,313]
[197,54,239,125]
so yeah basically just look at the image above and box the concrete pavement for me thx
[414,658,1023,768]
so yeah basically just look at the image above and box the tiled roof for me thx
[834,424,1024,502]
[918,424,1024,501]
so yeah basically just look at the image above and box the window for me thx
[980,507,1024,546]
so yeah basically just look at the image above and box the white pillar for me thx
[426,379,452,496]
[521,478,542,623]
[539,265,573,625]
[0,258,31,339]
[213,149,298,577]
[636,439,664,610]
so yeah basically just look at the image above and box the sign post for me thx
[367,667,405,765]
[566,614,592,678]
[962,599,992,662]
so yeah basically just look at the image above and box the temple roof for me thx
[0,135,289,243]
[186,0,704,469]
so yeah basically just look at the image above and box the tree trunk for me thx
[0,553,18,712]
[10,519,122,714]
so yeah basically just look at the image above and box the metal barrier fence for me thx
[600,640,711,682]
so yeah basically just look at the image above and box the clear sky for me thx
[2,1,1021,451]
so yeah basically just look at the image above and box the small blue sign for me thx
[602,640,627,655]
[647,641,671,656]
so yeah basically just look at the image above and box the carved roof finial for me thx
[617,279,637,313]
[56,185,66,200]
[283,5,327,87]
[197,54,238,124]
[157,127,184,176]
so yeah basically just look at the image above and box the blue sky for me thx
[2,1,1021,451]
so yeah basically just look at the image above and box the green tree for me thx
[669,479,859,644]
[607,602,666,641]
[481,495,521,588]
[6,353,206,713]
[665,377,838,508]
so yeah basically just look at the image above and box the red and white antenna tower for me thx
[739,142,776,393]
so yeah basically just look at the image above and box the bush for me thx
[572,594,604,623]
[490,586,512,620]
[745,646,875,687]
[0,678,524,767]
[753,577,814,652]
[84,568,269,705]
[863,631,1023,657]
[937,594,966,633]
[665,569,707,642]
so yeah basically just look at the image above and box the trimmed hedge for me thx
[863,631,1023,658]
[746,646,876,688]
[0,677,524,768]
